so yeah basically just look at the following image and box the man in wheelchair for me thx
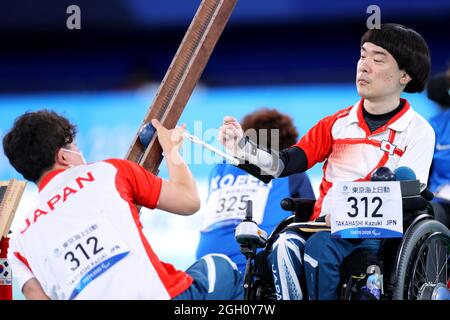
[219,24,449,299]
[236,180,450,300]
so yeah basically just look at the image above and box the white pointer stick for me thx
[183,132,240,166]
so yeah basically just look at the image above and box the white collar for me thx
[346,98,414,132]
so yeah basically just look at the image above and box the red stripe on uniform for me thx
[107,159,193,298]
[333,137,404,157]
[356,100,372,137]
[126,202,193,298]
[371,99,411,136]
[14,251,32,273]
[359,130,397,181]
[310,161,333,221]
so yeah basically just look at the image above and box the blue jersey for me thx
[196,163,315,274]
[429,110,450,202]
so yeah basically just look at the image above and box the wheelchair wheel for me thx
[392,219,450,300]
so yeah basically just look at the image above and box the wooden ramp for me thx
[0,179,27,238]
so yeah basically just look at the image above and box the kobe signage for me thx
[330,181,403,239]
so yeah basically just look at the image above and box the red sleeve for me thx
[295,107,351,169]
[104,159,162,209]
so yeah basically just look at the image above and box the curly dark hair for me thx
[361,23,431,93]
[241,108,299,151]
[2,110,77,182]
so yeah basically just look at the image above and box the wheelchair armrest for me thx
[280,198,315,211]
[280,197,316,222]
[402,195,428,212]
[400,180,434,201]
[420,188,434,201]
[399,180,432,212]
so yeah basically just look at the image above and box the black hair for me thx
[361,23,431,93]
[2,110,77,182]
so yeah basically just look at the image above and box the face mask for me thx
[427,72,450,108]
[62,148,87,165]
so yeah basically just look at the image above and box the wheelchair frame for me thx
[239,198,450,300]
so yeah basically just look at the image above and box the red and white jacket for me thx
[295,98,435,220]
[8,159,192,299]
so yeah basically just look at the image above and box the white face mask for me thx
[62,148,87,165]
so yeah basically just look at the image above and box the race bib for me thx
[331,181,403,239]
[49,217,130,299]
[201,184,270,232]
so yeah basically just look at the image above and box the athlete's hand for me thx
[218,116,244,156]
[151,119,185,156]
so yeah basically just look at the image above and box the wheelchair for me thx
[235,183,450,300]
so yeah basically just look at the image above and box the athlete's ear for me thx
[400,71,412,86]
[55,148,71,167]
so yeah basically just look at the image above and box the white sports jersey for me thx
[8,159,192,299]
[295,98,435,220]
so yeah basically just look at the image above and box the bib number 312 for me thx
[346,196,383,218]
[331,181,403,239]
[64,236,104,271]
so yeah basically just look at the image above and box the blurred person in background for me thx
[196,108,315,275]
[427,66,450,228]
